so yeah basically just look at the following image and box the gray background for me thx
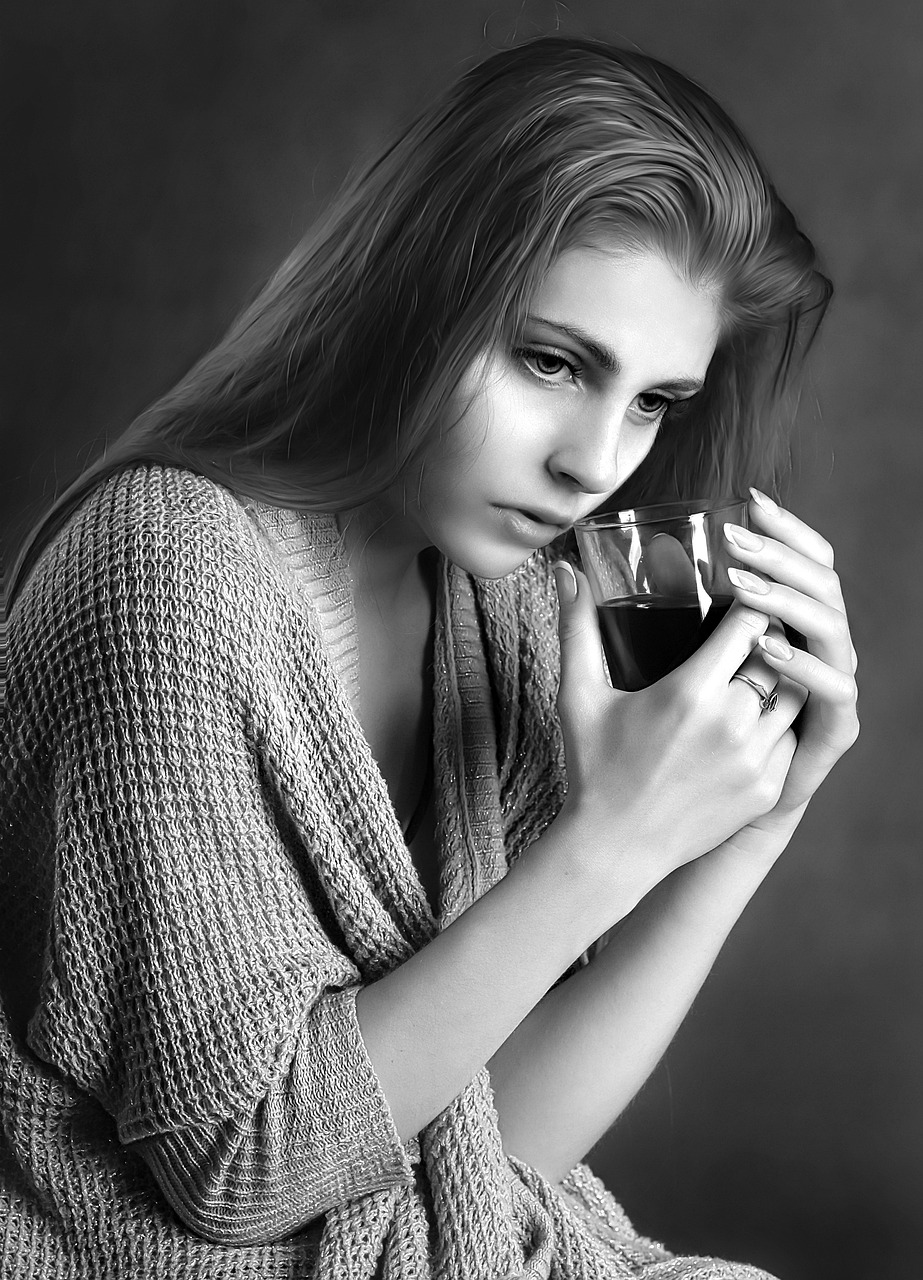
[3,2,921,1277]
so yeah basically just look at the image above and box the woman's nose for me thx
[547,411,624,497]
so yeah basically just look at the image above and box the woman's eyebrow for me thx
[526,314,705,394]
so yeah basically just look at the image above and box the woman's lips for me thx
[497,506,567,545]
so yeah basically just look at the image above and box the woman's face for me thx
[400,243,722,579]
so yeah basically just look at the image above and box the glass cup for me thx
[574,497,748,691]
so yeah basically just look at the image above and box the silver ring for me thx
[731,673,778,713]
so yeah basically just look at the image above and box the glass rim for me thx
[575,495,747,531]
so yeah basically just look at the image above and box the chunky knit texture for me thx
[1,465,778,1279]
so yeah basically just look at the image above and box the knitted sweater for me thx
[0,464,777,1280]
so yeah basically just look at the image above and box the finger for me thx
[757,635,860,804]
[764,672,808,728]
[728,618,804,735]
[726,572,854,673]
[757,633,859,727]
[728,650,805,734]
[747,489,836,569]
[724,523,845,610]
[725,531,856,673]
[729,654,779,708]
[552,561,609,700]
[682,599,769,684]
[733,617,783,684]
[741,668,806,735]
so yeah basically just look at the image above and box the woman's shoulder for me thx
[10,464,306,689]
[21,463,284,614]
[61,462,262,567]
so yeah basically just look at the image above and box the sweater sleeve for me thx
[132,989,412,1244]
[18,466,413,1243]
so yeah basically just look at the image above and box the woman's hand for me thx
[715,488,860,851]
[552,556,801,904]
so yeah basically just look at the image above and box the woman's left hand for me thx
[718,488,860,854]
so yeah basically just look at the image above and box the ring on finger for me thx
[731,672,778,713]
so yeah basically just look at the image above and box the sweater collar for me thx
[251,504,508,934]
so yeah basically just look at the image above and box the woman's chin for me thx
[446,543,544,580]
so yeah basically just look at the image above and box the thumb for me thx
[552,560,608,700]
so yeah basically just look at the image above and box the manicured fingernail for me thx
[724,522,764,552]
[728,567,771,595]
[759,634,793,661]
[553,560,578,602]
[749,487,780,516]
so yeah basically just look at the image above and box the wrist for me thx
[717,801,808,867]
[532,800,656,933]
[662,837,779,935]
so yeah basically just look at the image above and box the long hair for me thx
[8,37,831,609]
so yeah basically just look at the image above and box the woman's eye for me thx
[634,392,672,420]
[518,348,579,383]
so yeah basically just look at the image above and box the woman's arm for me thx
[355,805,639,1144]
[359,821,777,1186]
[359,496,858,1179]
[18,470,419,1246]
[355,592,792,1144]
[485,838,778,1182]
[484,494,859,1180]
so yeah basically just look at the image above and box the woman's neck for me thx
[338,495,435,619]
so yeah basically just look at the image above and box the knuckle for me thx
[659,673,700,717]
[558,615,585,641]
[816,537,835,569]
[759,769,785,810]
[828,611,852,646]
[738,760,780,816]
[732,739,766,785]
[724,715,753,752]
[818,565,842,602]
[825,667,858,708]
[839,672,859,705]
[735,607,769,639]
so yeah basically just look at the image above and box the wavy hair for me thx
[9,37,831,608]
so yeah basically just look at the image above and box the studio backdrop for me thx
[3,4,921,1278]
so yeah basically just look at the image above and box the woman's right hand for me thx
[551,561,799,901]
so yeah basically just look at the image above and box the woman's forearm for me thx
[355,812,650,1145]
[486,840,780,1183]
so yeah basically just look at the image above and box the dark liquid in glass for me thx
[597,593,733,691]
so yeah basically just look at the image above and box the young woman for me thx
[1,37,858,1280]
